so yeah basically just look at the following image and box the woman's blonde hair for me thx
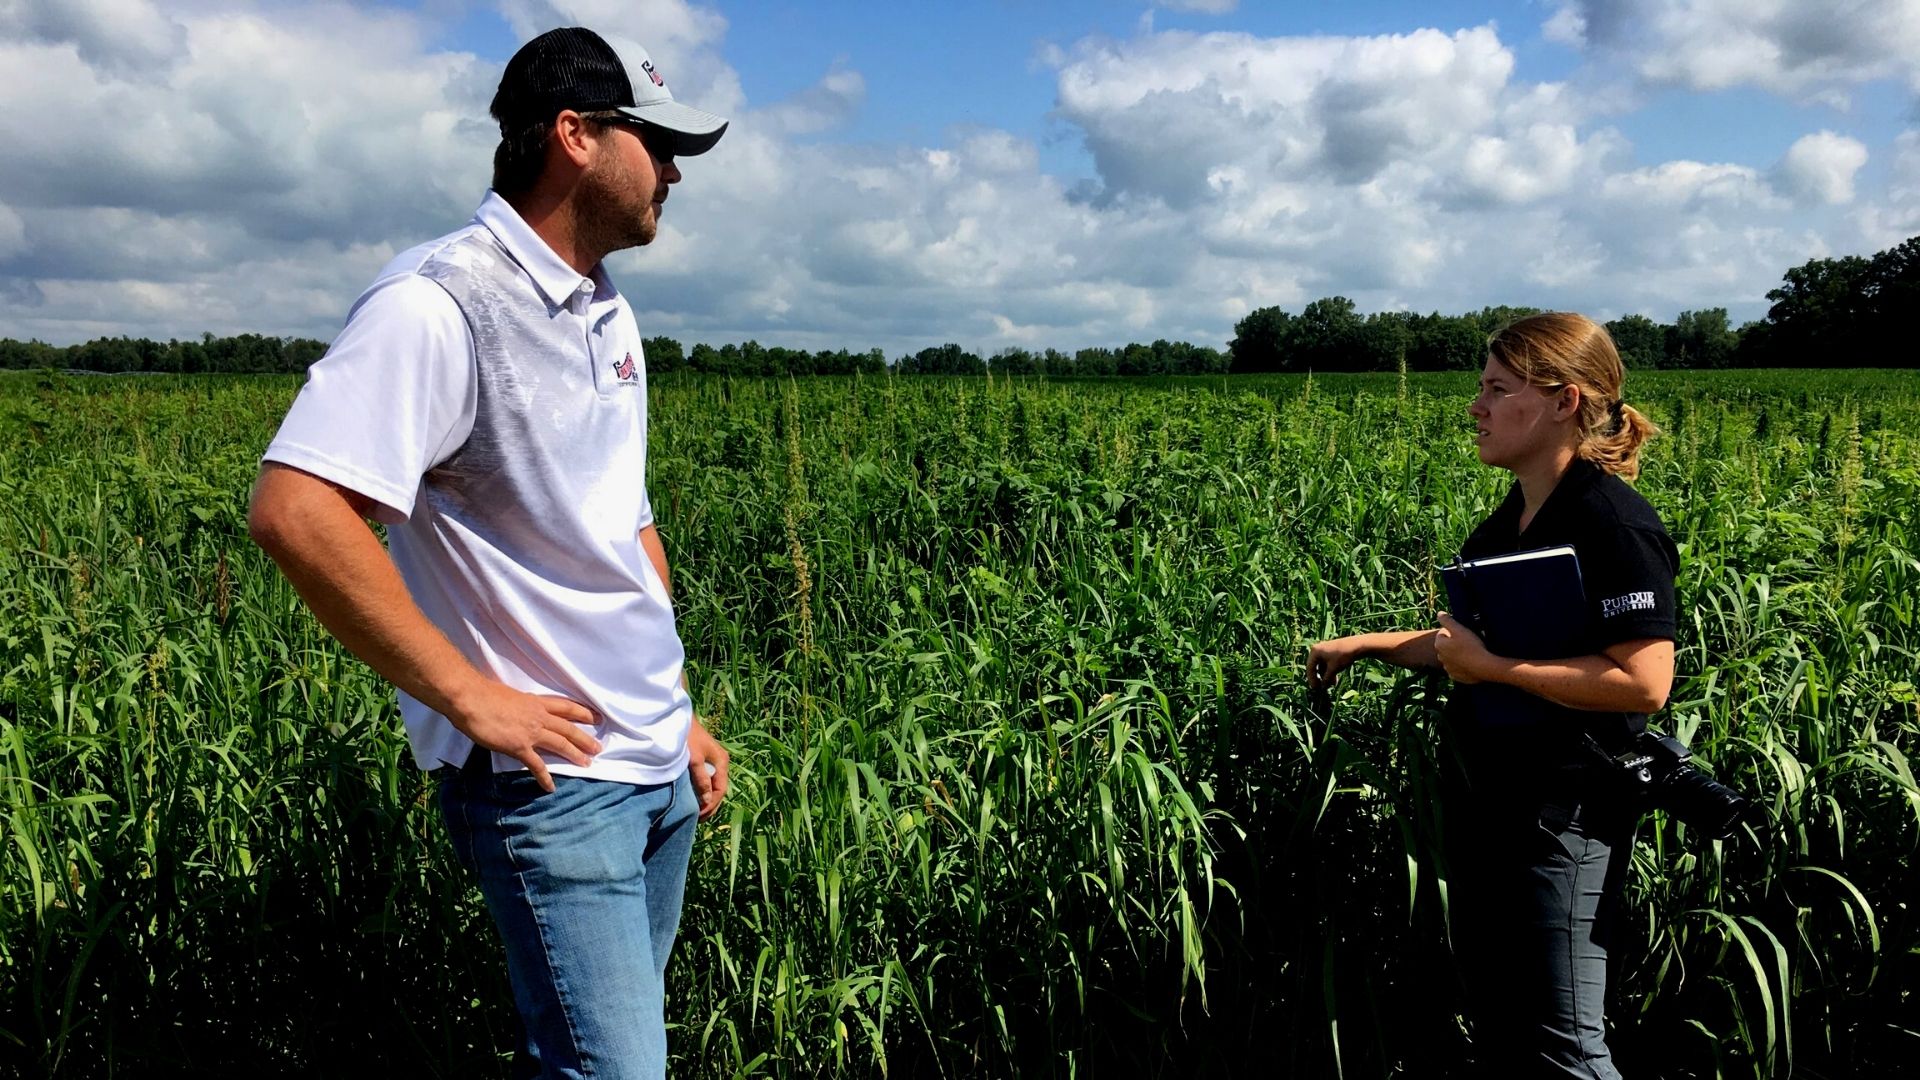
[1486,312,1658,481]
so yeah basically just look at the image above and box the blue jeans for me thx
[439,753,698,1079]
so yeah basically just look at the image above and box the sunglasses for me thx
[604,117,676,166]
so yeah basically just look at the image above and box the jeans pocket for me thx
[1538,800,1576,834]
[1536,810,1588,864]
[650,771,695,831]
[491,769,556,805]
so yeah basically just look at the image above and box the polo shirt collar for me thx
[474,190,603,311]
[1520,457,1605,540]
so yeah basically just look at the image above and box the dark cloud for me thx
[0,0,185,75]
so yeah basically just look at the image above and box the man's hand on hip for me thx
[687,720,730,820]
[249,464,602,794]
[450,681,602,793]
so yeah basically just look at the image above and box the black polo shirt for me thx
[1449,458,1680,796]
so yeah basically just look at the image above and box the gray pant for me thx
[1449,794,1637,1078]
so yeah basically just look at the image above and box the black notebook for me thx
[1441,545,1587,727]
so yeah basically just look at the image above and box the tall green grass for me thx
[1,369,1914,1076]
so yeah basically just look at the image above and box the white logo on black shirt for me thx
[1601,591,1657,618]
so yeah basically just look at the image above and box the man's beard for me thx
[576,151,657,259]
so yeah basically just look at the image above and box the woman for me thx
[1307,312,1678,1077]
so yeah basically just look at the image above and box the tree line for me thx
[0,332,1227,378]
[655,340,1230,377]
[1230,235,1918,372]
[4,236,1912,375]
[0,333,329,375]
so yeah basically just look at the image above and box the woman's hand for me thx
[1306,636,1372,692]
[1434,613,1495,684]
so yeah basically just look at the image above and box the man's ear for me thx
[551,110,598,169]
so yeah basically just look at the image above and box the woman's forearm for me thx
[1480,648,1671,714]
[1363,629,1442,671]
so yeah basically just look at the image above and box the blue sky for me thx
[421,1,1911,178]
[1,0,1916,351]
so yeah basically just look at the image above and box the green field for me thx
[2,369,1916,1077]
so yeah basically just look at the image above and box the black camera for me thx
[1599,729,1752,840]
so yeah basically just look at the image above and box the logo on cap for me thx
[641,59,664,87]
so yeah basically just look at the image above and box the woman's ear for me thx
[1557,383,1583,421]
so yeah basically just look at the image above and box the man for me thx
[248,26,730,1077]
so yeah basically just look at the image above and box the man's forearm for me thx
[645,519,728,812]
[248,464,488,718]
[639,522,689,691]
[638,522,672,597]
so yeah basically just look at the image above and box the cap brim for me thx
[616,101,729,156]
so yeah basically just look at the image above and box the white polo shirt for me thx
[264,191,692,785]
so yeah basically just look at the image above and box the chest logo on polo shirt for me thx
[612,353,637,382]
[1601,591,1657,618]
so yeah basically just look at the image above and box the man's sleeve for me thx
[263,274,476,524]
[1585,525,1679,647]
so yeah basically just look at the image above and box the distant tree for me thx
[0,333,336,373]
[0,339,53,368]
[1864,237,1920,367]
[1667,309,1737,369]
[1407,313,1485,370]
[1074,346,1117,376]
[901,343,985,375]
[1150,339,1178,374]
[1295,296,1365,371]
[1114,342,1155,376]
[1357,312,1411,372]
[128,337,164,372]
[745,341,775,375]
[764,345,808,375]
[75,337,140,373]
[1470,305,1544,333]
[0,338,59,369]
[197,333,274,373]
[644,336,685,372]
[1751,254,1874,367]
[139,338,181,374]
[1163,341,1227,374]
[1229,306,1295,372]
[236,334,275,372]
[989,347,1037,376]
[1604,315,1666,369]
[282,337,328,372]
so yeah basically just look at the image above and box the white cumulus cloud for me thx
[1776,131,1870,205]
[0,3,1912,353]
[1544,0,1920,100]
